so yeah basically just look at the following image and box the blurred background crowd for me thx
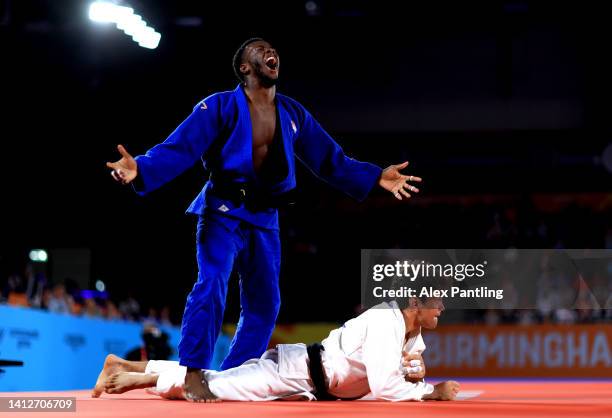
[1,269,176,325]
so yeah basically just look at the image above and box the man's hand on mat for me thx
[423,380,460,401]
[106,144,138,185]
[402,351,426,381]
[378,161,422,200]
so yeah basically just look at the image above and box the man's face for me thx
[417,297,445,329]
[241,40,280,87]
[53,285,65,298]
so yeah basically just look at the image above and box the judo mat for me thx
[1,381,610,418]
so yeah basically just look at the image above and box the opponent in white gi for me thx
[92,297,459,402]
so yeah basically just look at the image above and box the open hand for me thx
[378,161,422,200]
[106,144,137,185]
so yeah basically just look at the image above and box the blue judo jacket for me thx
[134,85,382,229]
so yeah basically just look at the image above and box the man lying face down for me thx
[92,296,459,402]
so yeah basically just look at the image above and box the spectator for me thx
[118,294,141,321]
[554,308,577,324]
[105,300,123,321]
[159,306,173,327]
[142,307,159,325]
[47,283,73,314]
[4,274,29,306]
[82,297,102,318]
[28,273,47,308]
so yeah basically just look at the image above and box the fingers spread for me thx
[399,188,411,199]
[403,183,419,193]
[110,170,131,185]
[117,144,131,159]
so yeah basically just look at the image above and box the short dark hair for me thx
[232,37,265,82]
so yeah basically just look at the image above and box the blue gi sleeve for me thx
[294,108,382,202]
[133,94,223,195]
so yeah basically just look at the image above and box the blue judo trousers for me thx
[133,84,382,370]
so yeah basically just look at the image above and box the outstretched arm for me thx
[106,95,223,195]
[293,110,382,201]
[294,110,422,201]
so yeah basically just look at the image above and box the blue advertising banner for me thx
[0,305,181,391]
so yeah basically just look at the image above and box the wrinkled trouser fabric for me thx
[178,212,281,370]
[146,344,315,401]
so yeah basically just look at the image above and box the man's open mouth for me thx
[265,56,278,70]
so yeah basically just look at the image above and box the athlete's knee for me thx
[189,273,228,300]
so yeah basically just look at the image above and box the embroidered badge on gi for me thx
[200,101,208,110]
[218,204,229,212]
[291,120,297,133]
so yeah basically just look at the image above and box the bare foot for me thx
[92,354,129,398]
[184,368,220,403]
[104,372,157,394]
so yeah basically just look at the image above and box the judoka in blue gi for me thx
[106,38,423,401]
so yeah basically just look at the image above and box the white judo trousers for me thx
[146,344,316,401]
[145,302,434,402]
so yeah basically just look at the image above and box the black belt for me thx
[209,175,296,211]
[306,343,338,401]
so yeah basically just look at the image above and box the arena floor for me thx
[2,381,611,418]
